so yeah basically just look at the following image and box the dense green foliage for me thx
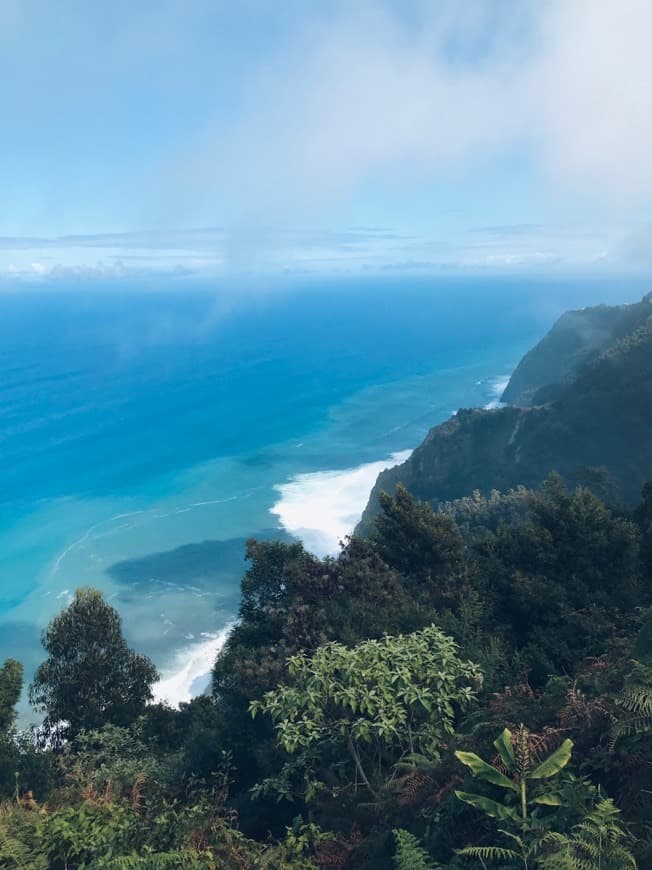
[0,660,22,734]
[251,626,479,801]
[1,469,650,867]
[30,588,159,740]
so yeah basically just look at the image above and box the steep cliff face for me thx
[501,293,652,406]
[358,295,652,534]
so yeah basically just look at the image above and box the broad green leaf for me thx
[455,751,518,791]
[493,728,515,769]
[454,790,518,821]
[529,739,573,780]
[531,792,562,806]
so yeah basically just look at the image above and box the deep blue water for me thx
[0,274,647,708]
[0,278,531,505]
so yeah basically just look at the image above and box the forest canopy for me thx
[0,473,650,867]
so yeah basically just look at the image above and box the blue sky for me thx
[1,0,652,280]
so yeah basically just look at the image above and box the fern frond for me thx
[611,715,652,740]
[100,851,210,869]
[0,822,48,870]
[456,844,520,865]
[393,829,435,870]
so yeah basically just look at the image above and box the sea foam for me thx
[153,623,234,707]
[270,450,412,558]
[484,375,511,410]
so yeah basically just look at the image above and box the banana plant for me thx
[454,725,573,867]
[455,725,573,823]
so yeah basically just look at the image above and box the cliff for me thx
[358,293,652,533]
[501,292,652,406]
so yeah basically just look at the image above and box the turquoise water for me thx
[0,275,644,708]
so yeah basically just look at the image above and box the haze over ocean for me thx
[0,275,645,711]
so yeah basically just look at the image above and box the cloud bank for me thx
[1,1,651,276]
[202,0,652,213]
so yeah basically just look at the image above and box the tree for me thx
[374,486,466,602]
[0,659,23,797]
[251,625,480,801]
[0,659,23,734]
[30,588,158,738]
[479,477,643,683]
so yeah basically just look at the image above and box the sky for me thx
[1,0,652,281]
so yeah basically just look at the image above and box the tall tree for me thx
[0,659,23,733]
[30,588,158,737]
[0,658,24,796]
[374,485,466,606]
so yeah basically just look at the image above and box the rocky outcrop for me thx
[358,294,652,534]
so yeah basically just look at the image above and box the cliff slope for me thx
[358,294,652,533]
[502,292,652,406]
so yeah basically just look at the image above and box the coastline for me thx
[153,449,415,706]
[483,374,511,409]
[153,623,235,706]
[4,360,524,718]
[269,450,413,557]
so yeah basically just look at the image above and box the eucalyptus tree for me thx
[0,659,23,733]
[30,588,158,739]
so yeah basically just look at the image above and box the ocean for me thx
[0,274,645,714]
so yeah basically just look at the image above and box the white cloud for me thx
[529,0,652,200]
[204,3,521,214]
[193,0,652,217]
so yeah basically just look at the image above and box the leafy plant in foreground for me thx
[251,625,480,801]
[610,661,652,746]
[455,725,573,866]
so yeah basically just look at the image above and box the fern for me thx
[540,799,636,869]
[393,829,436,870]
[611,661,652,747]
[0,823,48,870]
[99,851,210,869]
[456,844,521,866]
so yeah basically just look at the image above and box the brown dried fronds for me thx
[18,791,37,811]
[314,839,349,869]
[488,678,537,714]
[315,828,362,870]
[77,776,116,806]
[559,680,613,731]
[581,655,610,675]
[131,771,148,811]
[527,725,566,762]
[189,827,209,851]
[393,771,433,807]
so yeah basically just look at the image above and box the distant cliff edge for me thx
[358,292,652,534]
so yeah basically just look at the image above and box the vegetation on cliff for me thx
[0,472,650,867]
[359,293,652,531]
[501,292,652,407]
